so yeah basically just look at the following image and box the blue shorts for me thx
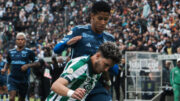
[0,75,7,86]
[8,78,28,98]
[86,82,112,101]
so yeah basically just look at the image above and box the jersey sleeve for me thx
[60,59,86,83]
[53,27,81,54]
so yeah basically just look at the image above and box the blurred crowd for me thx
[0,0,179,100]
[0,0,180,58]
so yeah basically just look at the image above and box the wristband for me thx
[67,89,75,97]
[106,80,112,86]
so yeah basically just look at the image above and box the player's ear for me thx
[91,13,94,20]
[96,52,101,58]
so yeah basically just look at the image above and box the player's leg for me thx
[8,79,18,101]
[2,85,8,101]
[0,86,4,101]
[9,90,16,101]
[173,84,180,101]
[2,75,8,101]
[18,82,28,101]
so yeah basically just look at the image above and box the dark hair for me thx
[91,1,111,14]
[98,42,121,64]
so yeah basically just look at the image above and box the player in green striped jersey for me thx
[46,42,121,101]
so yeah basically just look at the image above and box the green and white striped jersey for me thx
[46,56,101,101]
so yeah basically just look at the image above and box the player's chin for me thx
[98,27,105,32]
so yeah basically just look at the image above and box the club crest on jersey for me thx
[67,31,73,35]
[67,68,73,74]
[22,53,27,57]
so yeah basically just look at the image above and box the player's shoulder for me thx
[9,48,16,53]
[103,31,115,40]
[73,24,90,32]
[103,31,114,38]
[70,56,89,66]
[24,47,34,53]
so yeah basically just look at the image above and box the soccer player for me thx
[0,53,8,101]
[53,1,118,100]
[47,42,121,101]
[1,32,42,101]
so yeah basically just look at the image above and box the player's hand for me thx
[21,64,29,71]
[71,88,86,100]
[66,36,82,46]
[1,68,6,74]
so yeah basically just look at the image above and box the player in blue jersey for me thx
[1,32,43,101]
[53,1,119,101]
[47,42,121,101]
[0,53,8,101]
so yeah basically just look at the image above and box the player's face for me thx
[91,12,110,34]
[16,35,26,48]
[93,54,114,74]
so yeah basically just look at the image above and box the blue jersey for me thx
[7,48,37,83]
[0,60,7,86]
[0,60,6,75]
[54,24,115,58]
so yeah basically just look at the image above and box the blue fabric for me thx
[7,48,36,83]
[53,40,68,54]
[109,64,119,76]
[53,24,115,58]
[8,78,28,98]
[86,82,112,101]
[0,60,7,86]
[54,24,116,101]
[0,75,7,86]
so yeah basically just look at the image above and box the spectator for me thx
[170,58,180,101]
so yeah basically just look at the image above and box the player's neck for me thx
[17,46,25,51]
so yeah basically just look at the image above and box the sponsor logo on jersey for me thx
[86,43,91,47]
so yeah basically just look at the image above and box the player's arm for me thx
[1,63,10,74]
[54,36,82,54]
[51,77,86,100]
[21,59,45,71]
[54,28,82,54]
[1,51,11,74]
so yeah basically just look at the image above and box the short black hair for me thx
[91,1,111,14]
[98,42,121,64]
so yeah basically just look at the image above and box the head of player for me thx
[16,32,26,50]
[91,1,111,34]
[91,42,121,74]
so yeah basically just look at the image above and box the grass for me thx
[3,97,40,101]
